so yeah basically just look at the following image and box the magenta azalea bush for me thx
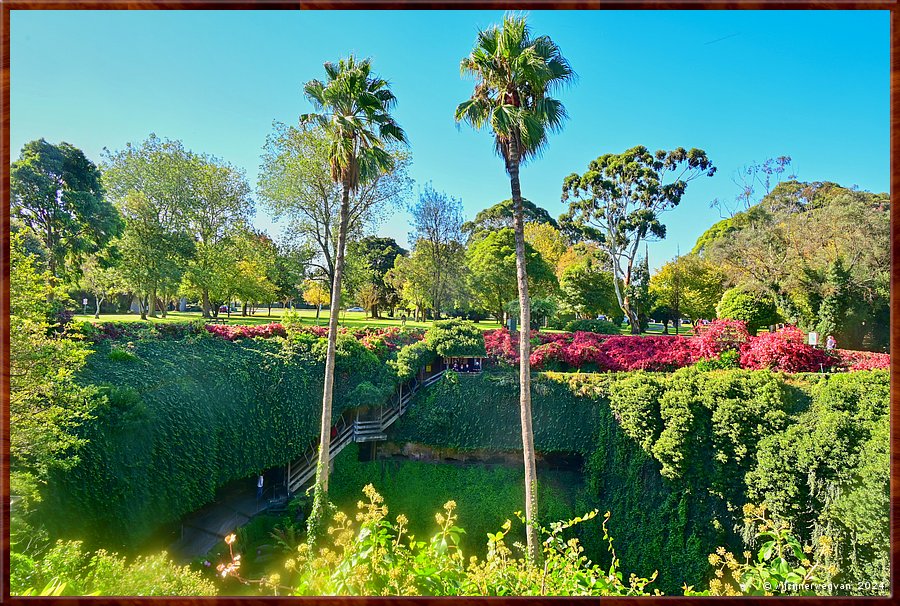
[486,329,701,372]
[738,326,836,373]
[485,323,887,374]
[830,349,890,371]
[205,322,287,341]
[694,319,751,358]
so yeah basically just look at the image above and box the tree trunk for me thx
[316,304,321,324]
[149,288,158,318]
[508,148,540,563]
[202,290,212,318]
[139,294,148,321]
[95,295,103,319]
[311,181,351,516]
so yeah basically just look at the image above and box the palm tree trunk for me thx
[311,181,351,514]
[509,150,540,563]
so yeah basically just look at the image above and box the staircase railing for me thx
[286,370,445,494]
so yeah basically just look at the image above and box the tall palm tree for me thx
[456,14,574,561]
[300,56,406,534]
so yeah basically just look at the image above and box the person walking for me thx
[825,334,837,351]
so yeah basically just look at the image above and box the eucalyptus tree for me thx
[299,56,407,525]
[561,146,715,334]
[455,14,574,560]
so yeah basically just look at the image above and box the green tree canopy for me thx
[11,139,122,279]
[561,145,715,332]
[650,254,726,324]
[347,236,407,317]
[258,123,411,287]
[559,257,618,320]
[466,228,557,322]
[462,198,559,238]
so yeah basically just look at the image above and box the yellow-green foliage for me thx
[228,485,659,596]
[10,540,216,596]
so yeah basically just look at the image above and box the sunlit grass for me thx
[73,308,504,330]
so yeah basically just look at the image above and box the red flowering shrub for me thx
[832,349,890,371]
[489,329,700,372]
[739,326,836,373]
[694,319,751,359]
[205,323,287,341]
[600,335,700,371]
[484,328,519,364]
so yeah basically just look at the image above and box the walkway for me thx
[167,481,286,561]
[167,369,446,561]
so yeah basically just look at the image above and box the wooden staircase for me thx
[286,370,445,494]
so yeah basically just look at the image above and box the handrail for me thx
[286,370,446,494]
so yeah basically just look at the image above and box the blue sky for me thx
[10,10,889,269]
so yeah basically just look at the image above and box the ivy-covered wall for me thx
[41,334,396,548]
[388,368,889,595]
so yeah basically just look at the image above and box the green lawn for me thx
[74,308,504,330]
[74,308,701,335]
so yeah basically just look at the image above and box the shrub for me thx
[205,323,287,341]
[684,504,835,596]
[739,326,836,373]
[425,319,486,357]
[107,348,138,362]
[832,349,890,371]
[716,288,779,335]
[391,340,436,381]
[565,319,619,334]
[10,540,217,596]
[694,319,750,358]
[220,485,658,596]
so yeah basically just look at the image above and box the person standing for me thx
[256,474,264,500]
[825,334,837,351]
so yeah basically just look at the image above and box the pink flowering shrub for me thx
[601,335,700,371]
[832,349,890,371]
[205,323,287,341]
[738,326,836,373]
[486,326,886,374]
[694,319,751,359]
[487,329,700,372]
[484,328,520,364]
